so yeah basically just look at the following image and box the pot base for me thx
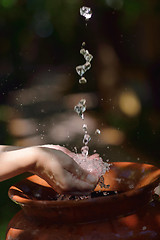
[6,199,160,240]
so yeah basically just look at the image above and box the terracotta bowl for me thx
[8,162,160,224]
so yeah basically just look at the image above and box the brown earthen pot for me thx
[6,162,160,240]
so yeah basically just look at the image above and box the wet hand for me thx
[32,145,99,195]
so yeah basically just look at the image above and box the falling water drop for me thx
[81,145,89,156]
[74,99,86,119]
[79,77,87,84]
[84,62,91,71]
[80,48,86,55]
[83,134,91,145]
[76,65,85,76]
[80,6,92,20]
[83,124,88,133]
[95,129,101,135]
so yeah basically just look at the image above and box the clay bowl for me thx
[8,162,160,224]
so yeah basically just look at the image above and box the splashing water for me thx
[81,146,89,157]
[73,5,109,190]
[80,6,92,20]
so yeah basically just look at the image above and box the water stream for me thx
[74,6,109,189]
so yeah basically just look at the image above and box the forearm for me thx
[0,147,37,181]
[0,145,22,153]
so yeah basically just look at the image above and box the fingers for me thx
[57,169,96,195]
[41,144,75,159]
[88,153,100,160]
[62,156,98,184]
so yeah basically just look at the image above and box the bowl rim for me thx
[8,162,160,208]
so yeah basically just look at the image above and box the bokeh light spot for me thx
[118,90,141,117]
[1,0,17,8]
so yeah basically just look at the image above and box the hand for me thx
[33,145,99,195]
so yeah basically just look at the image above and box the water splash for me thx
[74,5,109,188]
[81,146,89,157]
[80,6,92,20]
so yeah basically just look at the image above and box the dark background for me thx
[0,0,160,238]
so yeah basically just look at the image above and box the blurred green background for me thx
[0,0,160,238]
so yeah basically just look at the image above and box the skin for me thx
[0,145,98,195]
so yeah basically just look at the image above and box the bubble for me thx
[95,129,101,135]
[83,134,91,145]
[80,6,92,20]
[79,77,87,84]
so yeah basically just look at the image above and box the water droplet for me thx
[80,49,93,62]
[74,146,77,153]
[76,62,91,76]
[74,99,86,119]
[79,77,87,84]
[83,124,88,133]
[80,48,86,55]
[76,65,85,76]
[84,50,93,62]
[98,176,110,189]
[83,134,91,145]
[80,6,92,20]
[84,62,91,71]
[103,192,109,196]
[142,226,147,231]
[81,145,89,156]
[95,129,101,135]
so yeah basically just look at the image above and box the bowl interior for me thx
[9,162,160,202]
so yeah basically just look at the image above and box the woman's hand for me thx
[0,144,100,195]
[32,145,99,195]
